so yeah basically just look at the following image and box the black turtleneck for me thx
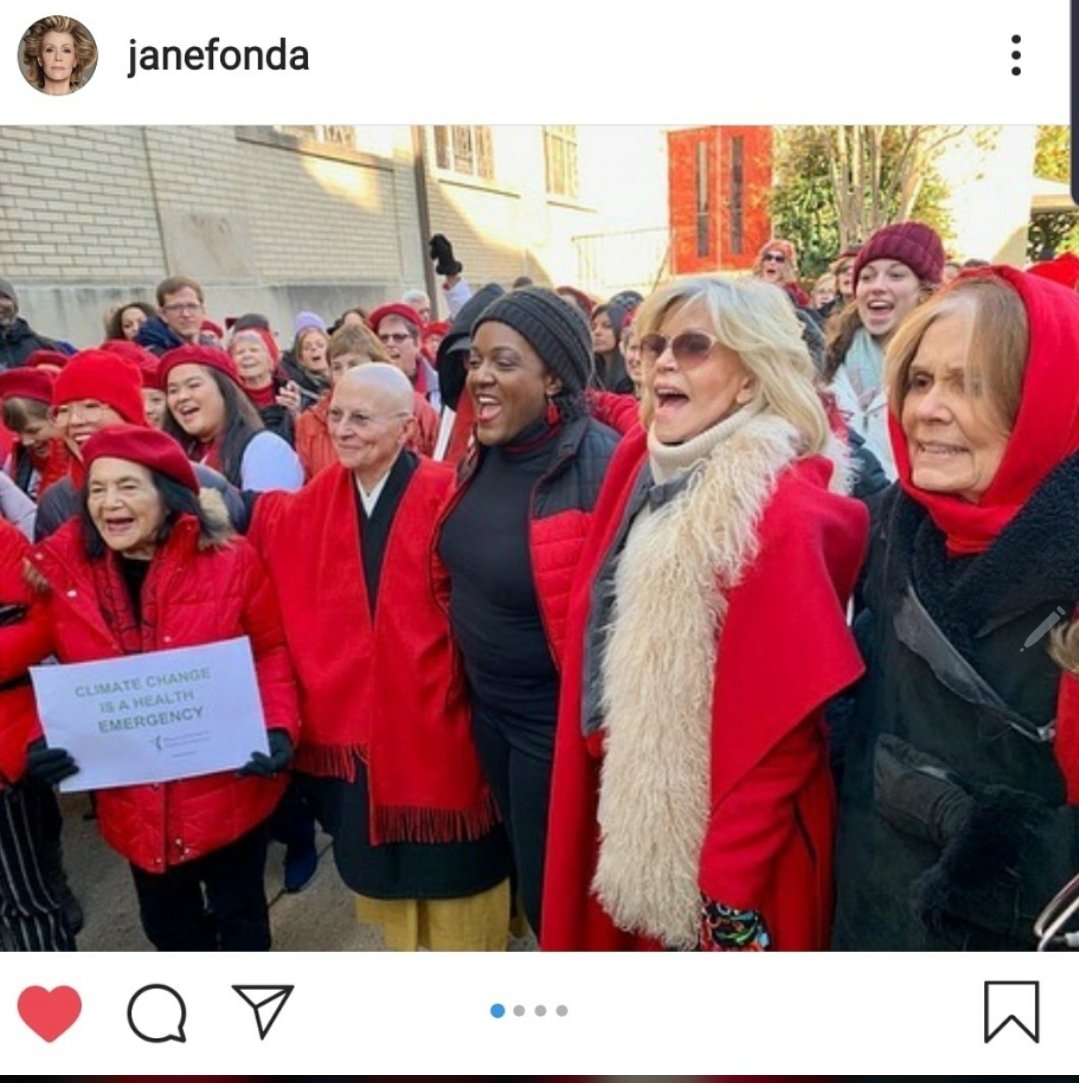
[439,417,561,740]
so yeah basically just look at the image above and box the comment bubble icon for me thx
[127,983,188,1044]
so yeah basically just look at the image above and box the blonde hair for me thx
[328,323,389,363]
[22,16,97,90]
[634,276,831,454]
[884,275,1028,433]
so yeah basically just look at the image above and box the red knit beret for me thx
[100,339,163,391]
[25,349,71,371]
[0,366,55,405]
[423,320,451,339]
[158,344,242,390]
[368,303,422,335]
[82,423,199,494]
[53,349,146,425]
[853,221,945,288]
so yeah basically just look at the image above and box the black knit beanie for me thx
[472,287,592,394]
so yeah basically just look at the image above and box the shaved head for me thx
[336,361,414,415]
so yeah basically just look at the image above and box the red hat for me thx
[53,349,145,425]
[555,286,595,317]
[368,303,422,335]
[228,326,281,366]
[82,423,199,495]
[25,349,71,372]
[100,339,163,391]
[853,221,945,288]
[158,344,242,391]
[423,320,451,340]
[200,318,224,340]
[0,366,55,405]
[1027,252,1079,291]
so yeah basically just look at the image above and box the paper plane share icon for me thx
[232,985,294,1040]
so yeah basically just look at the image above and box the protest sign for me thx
[30,637,270,793]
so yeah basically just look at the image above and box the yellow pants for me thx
[355,878,511,951]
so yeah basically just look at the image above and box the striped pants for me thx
[0,782,76,951]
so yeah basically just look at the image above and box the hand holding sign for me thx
[30,637,271,792]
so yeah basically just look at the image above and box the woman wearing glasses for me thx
[161,345,303,495]
[823,222,945,481]
[754,238,811,307]
[542,276,868,951]
[437,288,620,939]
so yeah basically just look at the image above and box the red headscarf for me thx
[889,265,1079,557]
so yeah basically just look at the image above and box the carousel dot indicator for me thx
[490,1003,505,1019]
[513,1005,526,1017]
[556,1005,568,1017]
[535,1005,547,1017]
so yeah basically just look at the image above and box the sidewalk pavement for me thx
[61,794,535,951]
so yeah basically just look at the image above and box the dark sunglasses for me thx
[761,252,788,264]
[638,330,719,365]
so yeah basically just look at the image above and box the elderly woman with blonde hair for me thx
[542,275,870,951]
[21,16,96,94]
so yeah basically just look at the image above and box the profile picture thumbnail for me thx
[19,15,97,96]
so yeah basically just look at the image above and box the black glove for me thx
[874,733,1075,946]
[873,733,974,847]
[239,728,293,778]
[25,738,79,786]
[429,233,463,277]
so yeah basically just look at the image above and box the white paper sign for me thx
[30,637,270,793]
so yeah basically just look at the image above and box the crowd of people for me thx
[1,224,1078,953]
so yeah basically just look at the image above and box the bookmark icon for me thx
[232,984,294,1040]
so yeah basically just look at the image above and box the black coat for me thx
[833,457,1079,950]
[0,319,65,371]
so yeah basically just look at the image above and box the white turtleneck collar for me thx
[647,398,765,485]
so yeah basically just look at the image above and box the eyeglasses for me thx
[50,401,109,425]
[162,302,203,315]
[638,330,720,366]
[761,253,788,265]
[378,332,414,345]
[327,409,410,433]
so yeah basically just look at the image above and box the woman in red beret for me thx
[226,328,301,445]
[24,425,300,950]
[160,345,303,493]
[0,366,69,501]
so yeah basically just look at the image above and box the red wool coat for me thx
[541,428,869,950]
[0,519,51,787]
[248,459,497,844]
[31,517,299,872]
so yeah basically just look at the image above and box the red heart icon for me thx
[17,986,82,1042]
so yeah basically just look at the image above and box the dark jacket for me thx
[277,353,329,412]
[833,460,1079,950]
[0,319,68,371]
[441,415,619,668]
[134,316,186,357]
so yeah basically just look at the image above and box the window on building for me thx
[544,126,579,199]
[729,136,745,256]
[433,126,495,182]
[695,140,711,259]
[274,125,358,149]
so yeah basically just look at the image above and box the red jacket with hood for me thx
[30,516,299,872]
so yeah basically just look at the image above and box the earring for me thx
[545,395,560,425]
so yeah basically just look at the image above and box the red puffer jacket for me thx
[439,415,620,669]
[30,515,300,872]
[0,519,51,788]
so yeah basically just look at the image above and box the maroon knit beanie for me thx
[53,349,146,425]
[158,344,242,391]
[853,222,945,288]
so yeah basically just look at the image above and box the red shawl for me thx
[248,459,498,845]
